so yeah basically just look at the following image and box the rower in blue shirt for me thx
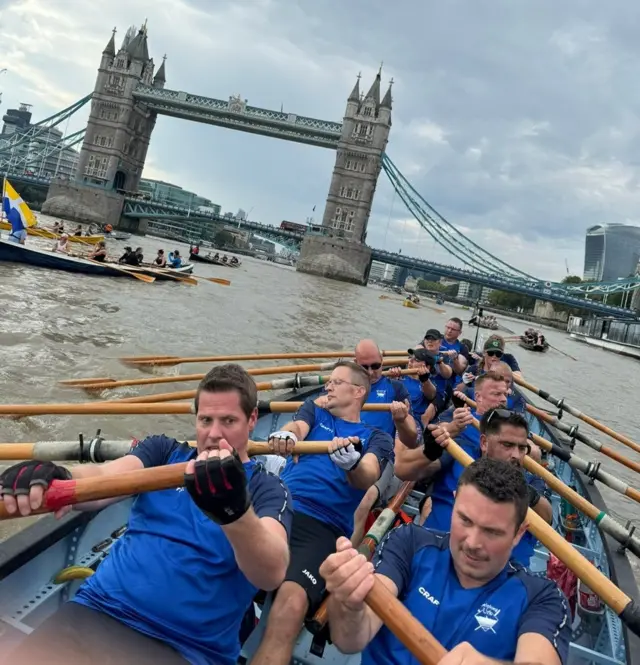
[252,361,394,665]
[416,329,454,414]
[353,339,419,448]
[167,249,183,268]
[1,364,292,665]
[426,407,553,567]
[320,457,571,665]
[440,317,469,388]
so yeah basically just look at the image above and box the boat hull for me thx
[0,221,104,244]
[0,239,131,278]
[0,386,637,664]
[190,252,240,268]
[519,338,549,353]
[402,300,419,309]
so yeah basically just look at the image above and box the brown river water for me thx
[1,214,639,584]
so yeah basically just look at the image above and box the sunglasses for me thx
[360,363,382,371]
[486,350,503,358]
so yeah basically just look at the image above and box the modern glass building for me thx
[138,178,221,215]
[583,224,640,281]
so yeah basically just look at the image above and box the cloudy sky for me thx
[2,0,640,280]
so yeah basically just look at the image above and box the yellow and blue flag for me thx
[2,178,37,234]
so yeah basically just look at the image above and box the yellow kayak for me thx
[403,299,420,309]
[0,221,104,245]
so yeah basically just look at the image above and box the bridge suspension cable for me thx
[381,154,537,282]
[0,94,91,158]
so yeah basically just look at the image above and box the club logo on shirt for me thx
[418,587,440,605]
[376,390,386,398]
[319,423,334,434]
[474,603,500,633]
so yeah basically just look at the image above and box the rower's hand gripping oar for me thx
[0,441,333,520]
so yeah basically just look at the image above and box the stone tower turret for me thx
[75,23,160,193]
[320,69,392,243]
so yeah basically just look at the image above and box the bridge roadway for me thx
[121,198,634,316]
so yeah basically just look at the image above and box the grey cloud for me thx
[4,0,640,279]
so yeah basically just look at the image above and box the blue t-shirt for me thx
[73,435,293,665]
[363,526,570,665]
[401,376,429,420]
[361,376,412,437]
[282,401,394,535]
[425,416,481,532]
[439,339,465,387]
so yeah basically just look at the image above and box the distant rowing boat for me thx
[190,252,241,268]
[0,238,133,278]
[519,336,549,353]
[0,221,104,245]
[0,239,194,281]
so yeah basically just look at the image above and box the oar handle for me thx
[261,402,393,413]
[365,579,447,665]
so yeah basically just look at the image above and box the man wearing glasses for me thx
[255,361,394,665]
[353,339,419,448]
[441,317,469,381]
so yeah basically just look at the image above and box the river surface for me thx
[1,215,640,584]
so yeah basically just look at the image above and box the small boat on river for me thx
[190,251,241,268]
[519,336,550,353]
[0,239,194,281]
[0,238,135,278]
[0,384,637,665]
[0,221,104,245]
[402,298,420,309]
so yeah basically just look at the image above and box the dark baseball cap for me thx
[423,329,442,340]
[407,348,437,365]
[484,338,505,352]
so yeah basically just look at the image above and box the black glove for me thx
[0,461,72,497]
[423,428,444,461]
[527,484,541,509]
[185,453,251,526]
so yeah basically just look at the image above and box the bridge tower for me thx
[42,25,164,231]
[296,71,392,285]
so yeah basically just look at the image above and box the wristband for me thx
[423,429,444,461]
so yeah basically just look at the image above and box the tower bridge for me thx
[2,22,634,316]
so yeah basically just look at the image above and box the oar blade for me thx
[205,277,231,286]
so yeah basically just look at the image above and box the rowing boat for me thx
[0,386,637,664]
[190,252,241,268]
[0,221,104,244]
[402,299,420,309]
[519,336,550,353]
[133,263,194,280]
[0,238,134,278]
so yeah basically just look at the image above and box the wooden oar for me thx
[0,440,333,463]
[60,361,341,390]
[456,394,640,558]
[135,265,198,285]
[514,376,640,455]
[548,343,578,361]
[83,257,156,283]
[310,481,416,632]
[0,401,393,417]
[525,402,640,475]
[60,359,408,391]
[203,277,231,286]
[365,579,446,665]
[443,436,640,638]
[109,368,420,404]
[120,349,409,368]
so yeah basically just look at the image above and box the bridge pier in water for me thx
[297,70,392,286]
[42,25,163,230]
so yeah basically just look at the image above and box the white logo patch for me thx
[376,390,386,398]
[418,587,440,605]
[302,569,317,585]
[474,603,500,633]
